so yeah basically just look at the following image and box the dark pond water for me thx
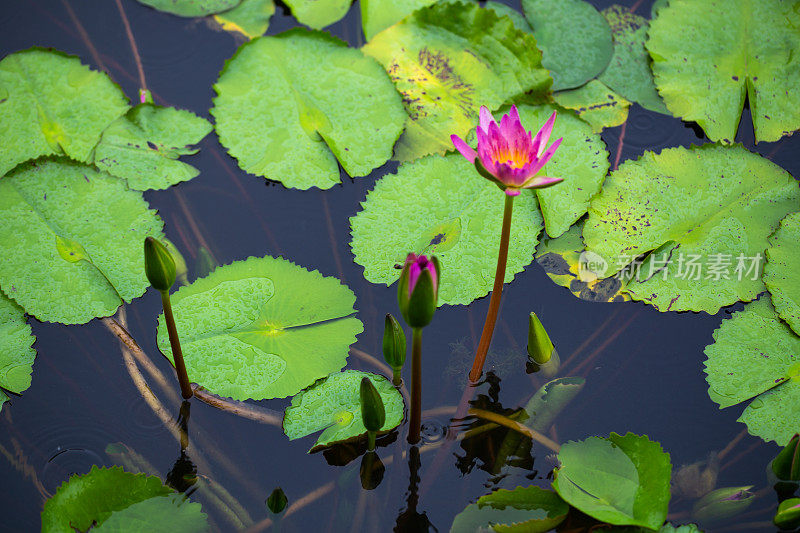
[2,0,799,531]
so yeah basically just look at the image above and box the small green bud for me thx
[774,497,800,530]
[772,433,800,481]
[691,486,754,524]
[397,253,439,329]
[527,312,554,365]
[266,487,287,515]
[383,314,406,373]
[162,239,188,286]
[144,237,176,292]
[360,377,385,434]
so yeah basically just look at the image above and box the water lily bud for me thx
[360,377,386,434]
[397,253,440,329]
[692,485,754,524]
[527,312,554,364]
[266,487,287,515]
[774,497,800,530]
[144,236,176,292]
[772,433,800,481]
[383,314,406,385]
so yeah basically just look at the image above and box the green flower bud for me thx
[397,253,439,329]
[692,486,754,524]
[527,312,554,364]
[144,237,177,292]
[266,487,288,515]
[382,314,406,373]
[360,377,385,434]
[774,497,800,530]
[772,433,800,481]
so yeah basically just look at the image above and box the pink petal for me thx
[499,105,523,140]
[478,106,494,134]
[522,176,563,189]
[504,188,521,196]
[534,111,557,157]
[425,262,438,294]
[493,161,529,186]
[529,137,563,176]
[451,134,477,163]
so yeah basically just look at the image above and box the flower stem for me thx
[160,290,193,399]
[408,327,423,444]
[469,194,515,382]
[367,431,377,452]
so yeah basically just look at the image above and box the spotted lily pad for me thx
[583,144,800,313]
[213,0,275,39]
[283,370,404,451]
[0,160,164,324]
[552,80,630,133]
[553,433,671,529]
[0,48,129,177]
[450,487,569,533]
[362,1,551,162]
[136,0,241,16]
[521,0,613,90]
[157,256,363,400]
[0,293,36,412]
[597,5,668,115]
[646,0,800,143]
[212,29,405,189]
[349,154,543,306]
[704,297,800,445]
[284,0,351,30]
[764,213,800,336]
[94,104,212,190]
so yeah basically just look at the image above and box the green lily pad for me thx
[646,0,800,143]
[535,218,630,303]
[704,297,800,445]
[136,0,240,16]
[764,212,800,336]
[583,144,800,313]
[597,5,669,115]
[0,159,164,324]
[362,1,551,162]
[349,154,543,306]
[552,80,630,133]
[521,0,613,90]
[521,377,585,433]
[41,466,175,533]
[213,0,275,39]
[157,255,363,400]
[450,486,569,533]
[0,48,129,177]
[212,28,405,190]
[0,293,36,413]
[94,104,212,191]
[553,432,671,529]
[283,370,403,451]
[93,494,208,533]
[284,0,351,30]
[469,104,610,238]
[360,0,436,41]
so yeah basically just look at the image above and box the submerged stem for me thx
[408,327,423,444]
[469,194,515,382]
[161,291,193,399]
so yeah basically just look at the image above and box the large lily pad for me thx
[157,256,363,400]
[212,29,405,190]
[283,0,351,30]
[93,494,208,533]
[552,80,631,133]
[283,370,403,451]
[704,297,800,445]
[583,144,800,313]
[450,486,569,533]
[0,48,129,177]
[349,154,543,306]
[553,433,671,529]
[0,159,164,324]
[521,0,613,91]
[41,466,176,532]
[362,1,551,162]
[764,212,800,336]
[597,6,668,115]
[646,0,800,143]
[360,0,436,41]
[136,0,240,16]
[213,0,275,39]
[94,104,212,191]
[0,293,36,412]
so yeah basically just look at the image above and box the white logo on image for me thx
[578,251,608,282]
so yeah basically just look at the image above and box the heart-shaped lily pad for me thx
[763,212,800,336]
[213,0,275,39]
[283,370,404,451]
[0,159,164,324]
[157,256,363,400]
[704,297,800,445]
[0,293,36,412]
[349,154,544,306]
[212,28,406,190]
[0,48,129,177]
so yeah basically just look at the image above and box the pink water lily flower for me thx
[404,253,438,298]
[451,105,563,196]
